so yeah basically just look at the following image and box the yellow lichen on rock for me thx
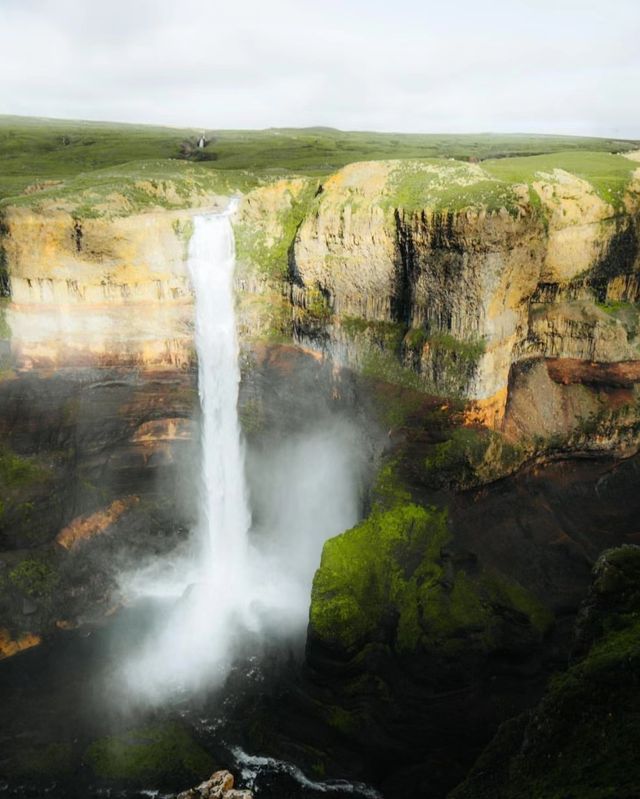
[0,628,41,660]
[56,496,140,550]
[533,170,615,282]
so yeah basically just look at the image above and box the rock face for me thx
[2,155,639,439]
[1,205,207,370]
[297,441,640,798]
[291,159,640,429]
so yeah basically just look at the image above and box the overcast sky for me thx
[1,0,639,137]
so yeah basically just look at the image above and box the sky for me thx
[1,0,639,137]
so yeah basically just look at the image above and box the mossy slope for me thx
[450,545,640,799]
[309,464,551,659]
[85,722,214,787]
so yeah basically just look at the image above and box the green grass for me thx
[0,115,637,209]
[483,150,638,209]
[385,159,520,213]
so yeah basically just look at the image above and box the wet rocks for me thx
[177,769,253,799]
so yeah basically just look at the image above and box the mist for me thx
[114,417,363,704]
[112,211,365,706]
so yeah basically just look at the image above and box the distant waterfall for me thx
[187,204,251,591]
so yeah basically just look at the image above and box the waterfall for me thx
[120,200,361,700]
[188,206,251,591]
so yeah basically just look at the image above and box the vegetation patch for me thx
[404,330,486,396]
[9,558,58,598]
[0,446,48,488]
[234,178,318,280]
[424,427,526,489]
[384,160,522,214]
[85,722,214,785]
[310,473,548,657]
[453,545,640,799]
[483,150,637,210]
[341,316,406,350]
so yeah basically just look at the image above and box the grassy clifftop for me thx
[1,114,638,212]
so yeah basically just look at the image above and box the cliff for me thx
[291,155,640,431]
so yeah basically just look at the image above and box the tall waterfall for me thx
[120,202,361,700]
[188,207,251,590]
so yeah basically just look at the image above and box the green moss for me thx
[360,350,423,391]
[494,619,640,799]
[234,179,318,279]
[325,705,357,735]
[426,332,485,363]
[9,558,58,598]
[408,331,486,396]
[311,447,549,662]
[310,495,549,660]
[310,503,449,652]
[0,446,47,487]
[424,427,526,489]
[341,317,406,351]
[371,459,412,509]
[483,574,554,636]
[304,287,333,323]
[85,722,214,784]
[452,547,640,799]
[404,327,429,350]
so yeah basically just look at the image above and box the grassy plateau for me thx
[0,115,638,216]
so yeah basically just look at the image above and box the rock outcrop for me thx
[177,769,253,799]
[291,158,640,432]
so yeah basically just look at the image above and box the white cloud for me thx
[0,0,638,136]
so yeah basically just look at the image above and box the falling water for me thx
[121,202,257,695]
[121,200,361,699]
[188,204,251,590]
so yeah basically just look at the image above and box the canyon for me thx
[0,135,640,797]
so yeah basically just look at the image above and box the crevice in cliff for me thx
[588,219,639,302]
[72,220,83,253]
[393,209,417,327]
[0,212,11,298]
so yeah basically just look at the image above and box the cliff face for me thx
[3,156,639,420]
[1,204,210,370]
[1,153,639,662]
[291,158,640,432]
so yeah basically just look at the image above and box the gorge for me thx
[1,120,640,798]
